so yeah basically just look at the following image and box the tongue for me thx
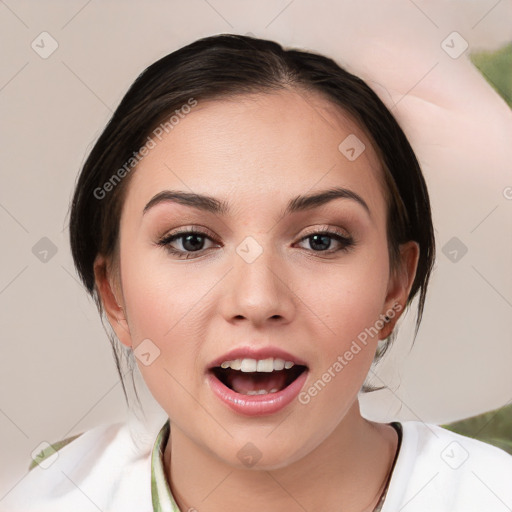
[227,370,289,394]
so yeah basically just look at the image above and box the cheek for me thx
[301,247,390,346]
[118,239,228,383]
[295,250,390,422]
[120,240,203,337]
[120,225,390,349]
[118,250,210,417]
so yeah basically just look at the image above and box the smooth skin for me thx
[95,89,419,512]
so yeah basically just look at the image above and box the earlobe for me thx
[379,241,420,340]
[93,255,133,348]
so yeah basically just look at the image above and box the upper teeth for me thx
[219,358,295,372]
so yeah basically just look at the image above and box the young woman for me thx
[4,34,512,512]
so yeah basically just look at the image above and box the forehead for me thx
[123,89,387,219]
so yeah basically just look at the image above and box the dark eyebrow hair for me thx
[143,186,371,218]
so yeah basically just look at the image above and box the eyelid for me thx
[157,225,219,243]
[156,225,355,264]
[300,224,351,239]
[295,226,355,254]
[158,224,351,244]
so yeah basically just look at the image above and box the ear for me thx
[93,254,133,348]
[379,241,420,339]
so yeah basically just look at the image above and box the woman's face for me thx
[97,89,417,469]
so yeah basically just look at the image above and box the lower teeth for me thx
[245,388,279,395]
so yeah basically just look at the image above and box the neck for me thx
[163,401,398,512]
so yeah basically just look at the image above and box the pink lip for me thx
[207,346,308,369]
[207,369,308,416]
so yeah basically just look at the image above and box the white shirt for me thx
[2,416,511,512]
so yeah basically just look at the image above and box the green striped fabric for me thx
[151,420,181,512]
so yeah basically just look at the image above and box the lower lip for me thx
[207,370,308,417]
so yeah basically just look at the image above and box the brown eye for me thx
[297,230,354,254]
[157,228,220,259]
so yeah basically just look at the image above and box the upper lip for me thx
[208,346,308,370]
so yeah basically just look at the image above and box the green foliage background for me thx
[471,43,512,107]
[440,43,512,454]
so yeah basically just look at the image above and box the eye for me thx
[156,226,354,259]
[296,228,354,254]
[157,227,220,259]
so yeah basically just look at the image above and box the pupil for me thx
[311,234,330,251]
[183,234,204,251]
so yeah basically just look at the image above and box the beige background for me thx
[1,0,511,497]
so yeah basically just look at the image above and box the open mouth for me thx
[210,358,308,395]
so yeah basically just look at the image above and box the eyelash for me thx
[156,226,355,260]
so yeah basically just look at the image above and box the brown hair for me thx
[69,34,435,404]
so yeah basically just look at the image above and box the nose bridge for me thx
[223,234,293,324]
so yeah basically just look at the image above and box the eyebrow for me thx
[143,186,371,218]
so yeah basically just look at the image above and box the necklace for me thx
[369,422,402,512]
[158,421,402,512]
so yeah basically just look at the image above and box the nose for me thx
[219,236,296,327]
